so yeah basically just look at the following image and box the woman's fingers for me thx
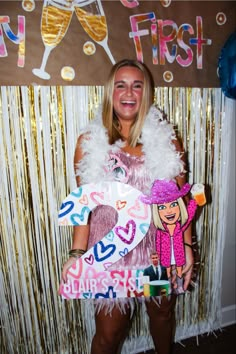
[61,257,77,283]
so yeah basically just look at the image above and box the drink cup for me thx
[149,280,169,297]
[142,276,150,296]
[191,183,206,206]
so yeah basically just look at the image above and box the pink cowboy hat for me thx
[140,179,191,204]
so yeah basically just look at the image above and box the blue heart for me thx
[71,187,83,197]
[139,223,150,235]
[119,248,128,257]
[105,231,115,242]
[59,201,74,218]
[95,286,116,298]
[70,206,91,225]
[94,241,116,262]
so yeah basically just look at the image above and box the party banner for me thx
[0,0,235,86]
[58,181,173,299]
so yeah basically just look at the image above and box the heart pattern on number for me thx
[90,191,105,205]
[94,241,116,262]
[58,218,69,226]
[95,286,116,299]
[67,257,83,279]
[115,220,136,245]
[105,231,115,242]
[119,248,128,257]
[103,262,113,270]
[59,201,74,218]
[84,254,94,265]
[59,181,152,300]
[139,223,150,234]
[84,266,107,282]
[116,200,127,210]
[79,194,88,205]
[128,199,148,220]
[70,206,91,225]
[71,187,83,197]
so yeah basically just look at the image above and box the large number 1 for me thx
[58,181,151,299]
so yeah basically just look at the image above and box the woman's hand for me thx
[61,257,77,283]
[182,244,194,291]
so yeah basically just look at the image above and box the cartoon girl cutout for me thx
[140,179,197,294]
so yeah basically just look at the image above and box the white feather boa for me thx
[76,105,184,190]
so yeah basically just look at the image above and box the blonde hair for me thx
[102,59,154,147]
[152,198,188,231]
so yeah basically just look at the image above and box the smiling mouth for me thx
[165,214,176,221]
[121,100,136,106]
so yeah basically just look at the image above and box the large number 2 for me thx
[58,181,151,299]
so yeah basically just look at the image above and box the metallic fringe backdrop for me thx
[0,86,234,354]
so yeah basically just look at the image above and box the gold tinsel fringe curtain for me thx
[0,86,233,353]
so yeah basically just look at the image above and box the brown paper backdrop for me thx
[0,0,235,86]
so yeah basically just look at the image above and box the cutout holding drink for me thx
[140,179,206,294]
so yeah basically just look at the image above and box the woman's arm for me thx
[61,135,90,283]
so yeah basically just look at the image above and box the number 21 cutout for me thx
[58,181,152,299]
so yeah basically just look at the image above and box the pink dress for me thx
[156,200,197,267]
[88,150,156,270]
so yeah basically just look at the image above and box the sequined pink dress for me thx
[88,150,156,270]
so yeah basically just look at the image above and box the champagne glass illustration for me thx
[74,0,115,64]
[33,0,74,80]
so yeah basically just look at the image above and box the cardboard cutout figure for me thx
[140,180,199,294]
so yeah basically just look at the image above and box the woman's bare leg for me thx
[146,295,177,354]
[91,304,132,354]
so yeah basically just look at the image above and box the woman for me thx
[62,59,194,354]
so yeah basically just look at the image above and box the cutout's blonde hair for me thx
[102,59,155,147]
[152,198,188,231]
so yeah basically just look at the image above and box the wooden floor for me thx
[136,324,235,354]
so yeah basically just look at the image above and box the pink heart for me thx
[79,194,88,205]
[103,262,113,270]
[116,200,127,210]
[115,220,136,245]
[84,266,107,282]
[90,191,104,205]
[67,257,83,279]
[84,254,94,265]
[128,199,148,220]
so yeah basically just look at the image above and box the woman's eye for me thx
[133,84,143,89]
[171,202,178,207]
[115,83,125,89]
[158,205,166,210]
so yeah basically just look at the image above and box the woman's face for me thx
[113,66,144,123]
[158,201,180,225]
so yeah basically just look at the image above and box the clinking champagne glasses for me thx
[74,0,115,64]
[33,0,74,79]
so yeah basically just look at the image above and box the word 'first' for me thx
[129,14,212,68]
